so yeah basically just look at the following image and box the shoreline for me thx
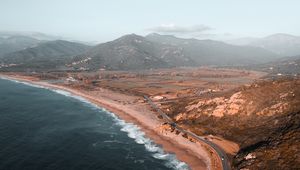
[0,74,221,170]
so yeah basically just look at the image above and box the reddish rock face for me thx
[163,78,300,170]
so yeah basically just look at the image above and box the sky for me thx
[0,0,299,42]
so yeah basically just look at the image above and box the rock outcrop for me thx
[164,78,300,169]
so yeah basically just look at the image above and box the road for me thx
[144,95,230,170]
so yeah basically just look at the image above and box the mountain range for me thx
[0,31,62,41]
[71,33,278,71]
[227,33,300,56]
[1,32,300,71]
[146,33,277,65]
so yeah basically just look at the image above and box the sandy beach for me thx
[0,74,223,170]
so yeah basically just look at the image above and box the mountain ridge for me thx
[71,33,278,71]
[0,40,91,71]
[227,33,300,56]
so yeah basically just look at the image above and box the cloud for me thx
[147,24,212,34]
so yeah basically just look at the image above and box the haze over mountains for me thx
[146,33,277,65]
[73,33,277,70]
[0,35,41,57]
[0,31,64,57]
[1,40,90,70]
[1,32,300,71]
[0,31,63,41]
[227,33,300,56]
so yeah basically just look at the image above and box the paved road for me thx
[144,95,230,170]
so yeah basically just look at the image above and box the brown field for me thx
[54,67,267,99]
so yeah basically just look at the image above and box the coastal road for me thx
[144,96,230,170]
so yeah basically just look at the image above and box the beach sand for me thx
[0,74,223,170]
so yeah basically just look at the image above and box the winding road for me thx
[144,95,230,170]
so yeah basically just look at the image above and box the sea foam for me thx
[0,76,190,170]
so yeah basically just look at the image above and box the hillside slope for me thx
[247,55,300,76]
[228,33,300,56]
[146,33,278,65]
[72,33,278,71]
[162,78,300,169]
[0,35,41,57]
[0,40,90,70]
[75,34,183,70]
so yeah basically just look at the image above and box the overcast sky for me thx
[1,0,299,42]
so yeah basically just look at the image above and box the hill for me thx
[227,33,300,56]
[146,33,278,66]
[163,78,300,170]
[71,34,180,70]
[0,35,41,57]
[251,55,300,76]
[0,40,90,71]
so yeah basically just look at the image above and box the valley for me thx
[2,65,299,170]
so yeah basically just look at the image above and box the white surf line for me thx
[0,76,190,170]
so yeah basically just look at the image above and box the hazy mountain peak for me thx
[225,37,259,46]
[248,33,300,56]
[146,33,177,39]
[265,33,298,38]
[146,33,161,37]
[0,40,91,71]
[118,33,143,40]
[145,33,187,45]
[226,33,300,56]
[43,39,76,45]
[113,33,147,44]
[0,31,61,41]
[263,33,299,41]
[0,35,42,57]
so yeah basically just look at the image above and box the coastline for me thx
[0,74,221,170]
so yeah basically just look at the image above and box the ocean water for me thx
[0,78,189,170]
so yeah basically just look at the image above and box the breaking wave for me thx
[114,118,189,170]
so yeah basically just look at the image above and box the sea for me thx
[0,78,189,170]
